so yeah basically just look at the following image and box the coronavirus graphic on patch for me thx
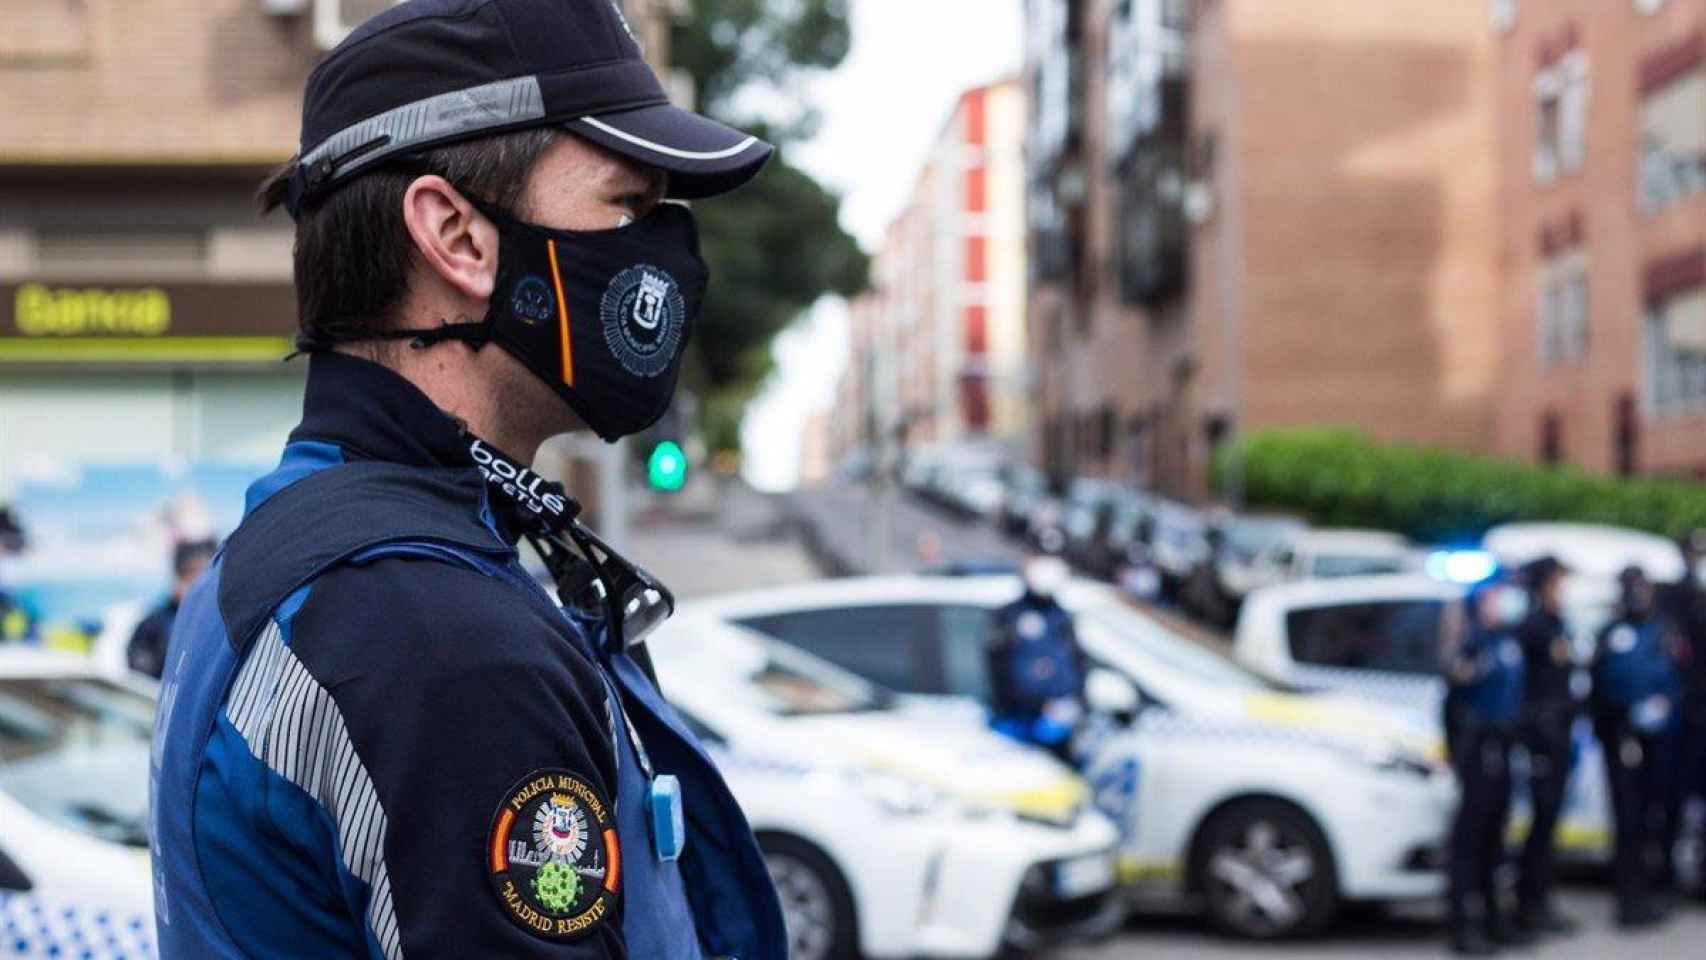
[600,264,685,378]
[488,769,620,941]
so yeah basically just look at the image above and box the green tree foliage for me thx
[1213,428,1706,543]
[671,0,867,453]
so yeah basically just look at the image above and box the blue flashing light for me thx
[1426,549,1498,585]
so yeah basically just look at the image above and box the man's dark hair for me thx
[258,130,557,347]
[173,538,220,580]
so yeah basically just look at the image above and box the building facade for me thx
[834,79,1030,463]
[0,0,680,495]
[1492,0,1706,479]
[1025,0,1505,500]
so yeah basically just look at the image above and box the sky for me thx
[740,0,1025,492]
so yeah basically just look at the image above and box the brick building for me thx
[834,79,1030,460]
[0,0,680,488]
[1026,0,1504,499]
[1492,0,1706,479]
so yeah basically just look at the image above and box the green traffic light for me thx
[648,440,688,492]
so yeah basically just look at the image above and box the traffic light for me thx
[647,440,688,492]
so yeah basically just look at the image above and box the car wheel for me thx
[759,834,858,960]
[1192,799,1338,939]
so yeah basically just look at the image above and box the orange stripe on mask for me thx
[547,239,574,386]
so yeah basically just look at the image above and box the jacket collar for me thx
[290,352,474,470]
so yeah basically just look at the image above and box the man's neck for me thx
[335,343,545,464]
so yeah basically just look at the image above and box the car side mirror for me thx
[0,845,32,892]
[1085,668,1141,723]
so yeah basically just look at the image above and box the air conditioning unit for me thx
[314,0,404,50]
[261,0,310,15]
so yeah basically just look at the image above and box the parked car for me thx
[997,465,1050,538]
[1148,500,1210,602]
[647,615,1123,960]
[0,649,159,959]
[1182,513,1309,628]
[1073,493,1148,583]
[686,576,1457,940]
[1230,573,1630,865]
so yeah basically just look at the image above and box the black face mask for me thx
[469,201,707,442]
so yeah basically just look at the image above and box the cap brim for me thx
[565,104,774,200]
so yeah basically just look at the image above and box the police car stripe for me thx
[222,621,404,960]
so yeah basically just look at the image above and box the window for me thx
[938,606,995,701]
[738,605,939,693]
[1537,255,1590,366]
[1284,601,1447,675]
[1645,285,1706,412]
[1534,51,1590,183]
[1639,69,1706,213]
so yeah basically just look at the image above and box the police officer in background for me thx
[1591,566,1682,929]
[1513,556,1580,936]
[126,538,217,680]
[1661,527,1706,905]
[148,2,786,957]
[987,554,1090,763]
[1443,578,1532,955]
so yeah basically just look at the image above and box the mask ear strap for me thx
[369,320,494,350]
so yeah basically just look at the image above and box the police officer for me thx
[987,555,1089,763]
[1591,566,1682,929]
[1513,556,1580,936]
[1444,579,1530,955]
[126,538,217,680]
[1660,528,1706,904]
[148,2,786,957]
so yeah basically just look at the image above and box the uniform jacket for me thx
[148,353,785,959]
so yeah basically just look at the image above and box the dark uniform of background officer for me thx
[148,2,787,957]
[1661,529,1706,905]
[1443,578,1531,956]
[125,538,217,679]
[987,555,1089,763]
[1513,556,1580,936]
[1591,566,1683,929]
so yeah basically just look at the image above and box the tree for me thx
[671,0,867,455]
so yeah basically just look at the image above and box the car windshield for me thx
[1312,553,1408,578]
[1225,519,1299,555]
[0,676,154,848]
[659,632,894,718]
[1074,600,1273,692]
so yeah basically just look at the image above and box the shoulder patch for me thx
[487,769,620,941]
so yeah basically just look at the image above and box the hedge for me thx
[1210,428,1706,544]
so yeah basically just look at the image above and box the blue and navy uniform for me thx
[148,353,785,959]
[1512,607,1574,924]
[1443,625,1524,944]
[986,592,1087,760]
[1592,614,1684,914]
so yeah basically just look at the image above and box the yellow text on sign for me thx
[14,283,171,336]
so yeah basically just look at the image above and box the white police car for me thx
[678,576,1457,940]
[0,649,158,959]
[646,617,1123,960]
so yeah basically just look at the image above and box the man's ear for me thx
[401,175,499,303]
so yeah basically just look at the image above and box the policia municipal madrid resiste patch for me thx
[488,769,621,940]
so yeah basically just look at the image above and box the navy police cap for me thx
[286,0,773,216]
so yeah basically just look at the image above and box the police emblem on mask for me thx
[487,769,620,941]
[512,275,555,326]
[601,265,684,378]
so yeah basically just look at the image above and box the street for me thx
[633,481,1706,959]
